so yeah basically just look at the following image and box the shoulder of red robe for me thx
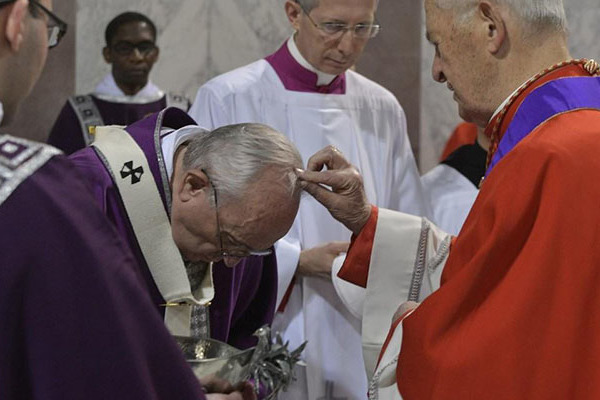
[0,135,61,207]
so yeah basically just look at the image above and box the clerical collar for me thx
[489,79,528,123]
[287,36,337,86]
[93,73,165,104]
[265,38,346,94]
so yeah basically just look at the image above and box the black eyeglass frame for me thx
[202,169,273,259]
[0,0,67,49]
[110,41,158,57]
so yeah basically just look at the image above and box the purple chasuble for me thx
[48,94,168,155]
[265,42,346,94]
[0,138,205,399]
[69,108,278,349]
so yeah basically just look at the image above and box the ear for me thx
[102,46,112,63]
[4,0,28,53]
[478,1,506,55]
[284,1,302,31]
[179,169,210,203]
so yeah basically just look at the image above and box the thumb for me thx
[328,241,350,254]
[300,181,337,207]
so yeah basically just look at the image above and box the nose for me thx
[336,29,355,55]
[223,256,242,268]
[130,48,144,62]
[432,54,446,83]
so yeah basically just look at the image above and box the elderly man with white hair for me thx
[298,0,600,398]
[189,0,427,398]
[69,108,302,397]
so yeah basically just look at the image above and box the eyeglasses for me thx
[111,41,158,57]
[297,2,380,40]
[0,0,68,49]
[203,170,273,259]
[32,0,67,48]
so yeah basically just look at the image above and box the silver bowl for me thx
[174,336,255,386]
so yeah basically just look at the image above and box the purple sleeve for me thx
[212,254,278,350]
[0,156,205,400]
[47,101,87,155]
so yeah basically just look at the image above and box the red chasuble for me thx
[396,65,600,398]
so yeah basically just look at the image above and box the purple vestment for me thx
[47,94,169,155]
[69,108,278,349]
[0,135,205,399]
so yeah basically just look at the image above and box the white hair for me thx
[182,123,303,206]
[435,0,567,34]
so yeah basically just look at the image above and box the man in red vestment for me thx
[298,0,600,398]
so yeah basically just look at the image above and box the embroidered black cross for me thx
[120,161,144,184]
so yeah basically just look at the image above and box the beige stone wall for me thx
[75,0,291,99]
[11,1,599,160]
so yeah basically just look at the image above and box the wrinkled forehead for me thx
[424,0,453,37]
[424,0,442,22]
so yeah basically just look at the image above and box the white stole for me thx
[92,125,214,336]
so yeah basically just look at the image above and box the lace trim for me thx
[428,235,451,273]
[407,219,430,302]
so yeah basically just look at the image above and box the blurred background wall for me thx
[9,0,600,173]
[8,0,75,142]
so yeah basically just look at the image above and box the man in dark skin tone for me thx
[47,11,189,154]
[102,12,159,96]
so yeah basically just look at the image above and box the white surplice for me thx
[94,73,165,104]
[189,46,427,400]
[362,209,451,399]
[421,164,479,235]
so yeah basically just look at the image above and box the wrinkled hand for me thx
[297,241,350,280]
[298,146,372,235]
[392,301,420,323]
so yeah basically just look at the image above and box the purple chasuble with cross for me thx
[69,108,277,349]
[0,135,205,399]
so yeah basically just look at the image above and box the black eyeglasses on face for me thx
[201,169,273,259]
[111,41,157,57]
[0,0,68,49]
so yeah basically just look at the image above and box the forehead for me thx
[113,21,155,43]
[312,0,377,20]
[222,178,298,249]
[424,0,451,40]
